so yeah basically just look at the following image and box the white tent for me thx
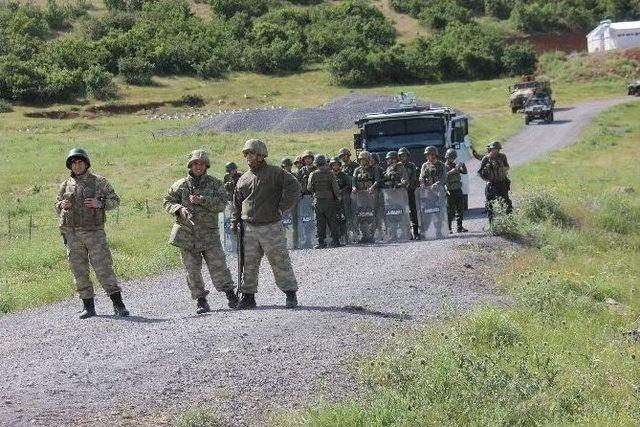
[587,19,640,53]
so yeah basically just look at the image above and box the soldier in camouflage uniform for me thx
[55,148,129,319]
[281,157,293,174]
[223,162,242,196]
[293,156,304,182]
[330,156,352,243]
[398,147,420,239]
[478,141,512,222]
[338,147,359,177]
[351,151,381,243]
[164,150,237,314]
[420,146,446,189]
[382,151,409,189]
[234,139,301,309]
[299,150,316,195]
[444,148,468,233]
[307,155,342,249]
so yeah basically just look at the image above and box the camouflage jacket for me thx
[342,160,359,177]
[307,168,340,203]
[164,173,228,251]
[234,161,301,225]
[300,165,317,195]
[55,172,120,231]
[478,153,509,183]
[223,171,242,196]
[333,171,352,198]
[445,160,467,191]
[400,160,419,191]
[352,166,381,191]
[382,164,409,189]
[420,160,447,187]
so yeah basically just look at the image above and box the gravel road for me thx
[0,97,635,427]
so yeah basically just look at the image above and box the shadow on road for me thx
[255,304,411,320]
[115,315,170,324]
[553,107,575,112]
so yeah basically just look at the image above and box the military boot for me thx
[196,297,211,314]
[314,239,326,249]
[225,290,239,308]
[330,239,344,248]
[285,291,298,309]
[109,292,130,317]
[236,293,256,310]
[457,225,468,233]
[79,298,96,319]
[412,226,421,240]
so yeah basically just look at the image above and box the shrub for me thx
[179,94,205,107]
[207,0,268,18]
[418,0,472,30]
[83,65,117,100]
[118,56,153,85]
[0,56,48,102]
[44,0,72,30]
[43,67,85,101]
[44,37,111,71]
[501,43,537,75]
[194,56,226,79]
[6,3,49,39]
[0,99,13,113]
[245,22,306,74]
[519,191,569,226]
[328,48,374,87]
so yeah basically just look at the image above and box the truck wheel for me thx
[511,107,518,114]
[548,112,554,123]
[525,116,530,125]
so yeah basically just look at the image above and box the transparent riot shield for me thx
[296,195,315,249]
[281,207,296,250]
[352,191,380,244]
[220,202,237,253]
[339,196,357,244]
[382,188,412,243]
[415,186,449,240]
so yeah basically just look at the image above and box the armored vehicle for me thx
[524,95,554,125]
[509,77,552,113]
[628,79,640,96]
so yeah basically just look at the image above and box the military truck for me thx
[524,95,554,125]
[628,79,640,96]
[509,77,552,113]
[353,92,472,208]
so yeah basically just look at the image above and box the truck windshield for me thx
[363,117,445,151]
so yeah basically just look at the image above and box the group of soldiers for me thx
[55,139,512,318]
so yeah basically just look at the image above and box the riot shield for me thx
[281,207,296,250]
[382,188,412,243]
[339,196,358,244]
[352,191,380,244]
[296,195,315,249]
[415,186,448,240]
[220,202,237,253]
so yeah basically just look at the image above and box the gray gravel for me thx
[181,93,438,134]
[0,97,636,427]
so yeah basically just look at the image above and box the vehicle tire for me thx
[525,116,530,125]
[511,106,518,114]
[548,112,554,122]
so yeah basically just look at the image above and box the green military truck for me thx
[509,77,553,113]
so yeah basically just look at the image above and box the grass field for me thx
[0,68,632,313]
[276,101,640,426]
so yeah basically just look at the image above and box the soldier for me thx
[478,141,512,222]
[223,162,242,196]
[164,149,237,314]
[307,155,342,249]
[281,157,293,173]
[299,150,316,195]
[338,147,359,176]
[419,146,446,188]
[330,156,352,243]
[352,151,381,244]
[398,147,420,239]
[444,148,468,233]
[382,151,409,189]
[233,139,301,309]
[293,156,304,179]
[55,148,129,319]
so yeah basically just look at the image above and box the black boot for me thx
[285,291,298,309]
[330,239,344,248]
[225,290,239,308]
[109,292,130,317]
[79,298,96,319]
[314,239,326,249]
[196,297,211,314]
[412,226,421,240]
[236,293,256,310]
[457,225,468,233]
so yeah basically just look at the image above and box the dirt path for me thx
[0,97,635,427]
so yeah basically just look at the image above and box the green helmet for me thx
[301,150,314,160]
[398,147,410,156]
[225,162,237,172]
[357,151,372,161]
[424,146,437,156]
[314,154,327,166]
[487,141,502,150]
[66,148,91,169]
[445,148,457,159]
[281,157,293,167]
[188,149,210,168]
[338,147,351,157]
[329,156,342,166]
[386,151,398,160]
[243,139,268,157]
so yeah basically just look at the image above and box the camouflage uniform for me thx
[420,159,447,187]
[445,158,467,231]
[164,159,234,300]
[352,160,381,242]
[342,160,359,177]
[333,165,352,242]
[223,171,242,196]
[479,150,512,221]
[382,164,409,189]
[56,171,121,300]
[300,164,317,195]
[399,152,420,236]
[307,161,341,246]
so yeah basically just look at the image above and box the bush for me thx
[207,0,268,18]
[178,94,205,107]
[118,56,153,85]
[519,191,569,226]
[501,42,537,76]
[245,21,306,74]
[104,0,145,12]
[418,0,472,30]
[0,99,13,113]
[44,0,72,30]
[43,67,85,101]
[83,65,117,100]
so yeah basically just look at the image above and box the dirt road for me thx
[0,97,635,427]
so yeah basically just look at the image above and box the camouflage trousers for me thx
[180,237,234,300]
[242,221,298,294]
[63,228,120,300]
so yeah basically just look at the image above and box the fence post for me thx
[28,214,33,242]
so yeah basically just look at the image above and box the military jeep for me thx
[628,79,640,96]
[509,77,552,113]
[524,95,554,125]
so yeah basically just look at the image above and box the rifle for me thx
[236,221,245,299]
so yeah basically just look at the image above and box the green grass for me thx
[0,68,632,313]
[277,102,640,426]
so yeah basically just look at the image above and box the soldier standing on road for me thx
[352,151,382,244]
[233,139,301,309]
[281,157,293,174]
[164,150,237,314]
[338,147,359,176]
[398,147,420,239]
[382,151,409,189]
[307,155,342,249]
[478,141,512,222]
[299,150,316,195]
[293,156,304,181]
[420,146,446,189]
[55,148,129,319]
[330,157,352,243]
[223,162,242,196]
[444,148,468,233]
